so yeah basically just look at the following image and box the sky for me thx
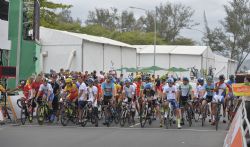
[51,0,229,43]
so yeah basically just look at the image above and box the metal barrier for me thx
[224,97,250,147]
[242,98,250,147]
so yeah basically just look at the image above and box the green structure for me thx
[8,0,40,88]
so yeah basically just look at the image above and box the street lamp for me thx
[129,6,157,75]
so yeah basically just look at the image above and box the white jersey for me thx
[195,85,205,98]
[163,85,177,100]
[87,86,98,105]
[79,82,87,101]
[123,85,135,99]
[39,83,53,95]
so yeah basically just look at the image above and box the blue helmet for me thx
[124,78,131,83]
[167,78,174,84]
[198,78,204,84]
[183,77,189,82]
[144,83,152,89]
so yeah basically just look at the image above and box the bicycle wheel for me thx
[61,108,70,126]
[187,108,192,127]
[215,104,220,131]
[120,111,126,127]
[20,107,27,125]
[37,106,45,125]
[113,110,120,124]
[28,106,33,123]
[140,108,147,128]
[81,109,88,127]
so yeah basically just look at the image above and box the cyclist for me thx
[122,78,136,123]
[64,78,79,102]
[101,75,115,125]
[213,74,232,124]
[178,77,193,126]
[141,83,155,118]
[201,76,214,123]
[86,78,98,126]
[194,78,206,119]
[162,78,181,129]
[77,76,87,123]
[50,74,60,122]
[36,78,55,121]
[31,74,43,98]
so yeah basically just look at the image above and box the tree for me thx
[203,0,250,72]
[40,0,72,27]
[85,7,119,30]
[141,2,196,42]
[120,10,136,32]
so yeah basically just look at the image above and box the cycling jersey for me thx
[87,86,98,107]
[123,85,135,99]
[39,83,54,101]
[163,85,177,100]
[196,85,205,98]
[31,81,42,96]
[102,82,114,97]
[19,84,32,99]
[143,89,155,99]
[178,84,192,98]
[205,83,215,97]
[135,81,142,97]
[78,82,87,101]
[215,82,230,97]
[65,83,79,101]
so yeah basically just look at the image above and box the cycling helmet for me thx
[124,78,131,84]
[20,80,26,85]
[219,74,225,80]
[198,78,204,84]
[65,78,72,83]
[44,78,49,83]
[206,76,213,82]
[183,77,189,82]
[145,76,150,81]
[144,83,152,89]
[136,75,141,79]
[88,78,94,84]
[107,75,113,80]
[229,75,235,80]
[167,78,174,84]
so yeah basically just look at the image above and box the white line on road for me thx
[129,123,140,128]
[15,124,227,132]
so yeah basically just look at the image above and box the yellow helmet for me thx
[136,75,141,79]
[65,78,72,83]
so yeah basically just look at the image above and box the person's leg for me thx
[223,96,229,123]
[211,103,216,125]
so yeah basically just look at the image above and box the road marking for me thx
[129,123,140,128]
[16,124,227,132]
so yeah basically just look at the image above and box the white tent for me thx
[40,27,136,73]
[135,45,215,77]
[214,54,237,78]
[0,19,11,50]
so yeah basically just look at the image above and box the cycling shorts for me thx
[45,93,54,102]
[213,95,224,103]
[204,95,213,103]
[167,99,179,110]
[103,95,112,105]
[78,101,87,109]
[179,96,189,108]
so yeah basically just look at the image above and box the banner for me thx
[232,83,250,96]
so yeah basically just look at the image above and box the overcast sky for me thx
[51,0,229,43]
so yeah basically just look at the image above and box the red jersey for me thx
[18,84,31,99]
[135,81,142,97]
[31,81,42,96]
[96,84,102,100]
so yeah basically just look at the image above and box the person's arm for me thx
[112,84,115,100]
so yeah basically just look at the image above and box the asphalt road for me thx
[0,118,228,147]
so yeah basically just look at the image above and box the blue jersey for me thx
[102,82,115,96]
[205,83,215,97]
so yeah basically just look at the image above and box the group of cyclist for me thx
[13,68,238,129]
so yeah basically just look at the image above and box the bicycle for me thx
[201,101,209,127]
[36,98,50,125]
[80,101,98,127]
[120,101,133,127]
[140,99,152,128]
[214,99,223,131]
[17,97,36,125]
[183,100,194,127]
[60,99,78,126]
[162,101,174,129]
[193,99,202,122]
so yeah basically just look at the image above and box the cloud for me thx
[50,0,229,43]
